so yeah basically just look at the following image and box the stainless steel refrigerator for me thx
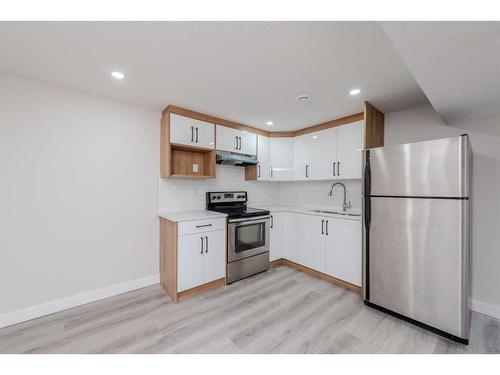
[362,135,471,344]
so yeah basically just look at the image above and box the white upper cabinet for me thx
[308,127,338,180]
[293,134,310,180]
[257,135,271,180]
[336,121,363,179]
[216,125,257,155]
[270,137,294,180]
[288,121,362,181]
[170,113,215,149]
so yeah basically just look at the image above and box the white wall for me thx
[158,164,281,212]
[0,75,160,325]
[385,104,500,318]
[158,168,361,213]
[278,180,362,210]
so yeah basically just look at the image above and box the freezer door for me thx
[364,196,470,339]
[366,135,470,197]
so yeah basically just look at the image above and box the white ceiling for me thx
[0,22,428,131]
[380,22,500,126]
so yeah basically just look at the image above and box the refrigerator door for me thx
[366,135,470,198]
[364,196,470,339]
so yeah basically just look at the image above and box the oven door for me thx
[228,216,270,262]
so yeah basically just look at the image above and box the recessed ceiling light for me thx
[349,88,361,96]
[296,94,311,103]
[312,135,319,139]
[111,71,125,80]
[266,121,274,126]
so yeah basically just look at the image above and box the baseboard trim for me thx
[472,299,500,320]
[271,258,362,295]
[177,277,226,302]
[0,274,160,328]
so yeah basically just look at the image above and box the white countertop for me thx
[158,210,227,223]
[261,204,362,221]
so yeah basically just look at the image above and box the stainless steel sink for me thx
[310,209,361,217]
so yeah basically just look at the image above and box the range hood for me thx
[216,150,258,166]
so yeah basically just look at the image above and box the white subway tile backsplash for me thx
[158,164,362,212]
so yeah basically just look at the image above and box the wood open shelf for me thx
[168,144,216,178]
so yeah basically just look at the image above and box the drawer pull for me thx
[196,224,213,228]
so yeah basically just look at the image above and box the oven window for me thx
[235,222,266,252]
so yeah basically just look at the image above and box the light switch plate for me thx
[192,164,199,173]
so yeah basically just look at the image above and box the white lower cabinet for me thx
[283,212,299,263]
[177,234,204,292]
[160,216,226,302]
[325,218,362,286]
[269,212,284,261]
[178,229,226,292]
[294,213,325,272]
[273,211,362,287]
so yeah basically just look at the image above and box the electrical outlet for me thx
[192,164,199,173]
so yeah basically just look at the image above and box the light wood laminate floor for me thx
[1,266,499,354]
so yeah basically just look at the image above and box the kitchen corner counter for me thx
[158,210,227,223]
[262,205,362,221]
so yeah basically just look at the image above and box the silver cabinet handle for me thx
[200,237,204,254]
[337,161,340,176]
[258,164,261,178]
[321,219,324,235]
[333,162,336,176]
[191,126,194,142]
[238,136,242,150]
[270,167,273,179]
[196,224,212,228]
[235,136,238,149]
[195,127,199,143]
[306,164,309,178]
[205,236,208,253]
[326,220,329,236]
[270,215,274,228]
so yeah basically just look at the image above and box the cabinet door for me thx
[170,113,214,149]
[177,234,204,292]
[337,121,363,179]
[239,131,257,156]
[309,127,338,180]
[293,134,310,180]
[324,218,362,286]
[257,135,270,180]
[283,212,299,262]
[202,230,226,283]
[294,214,325,272]
[270,212,283,261]
[195,120,216,149]
[216,125,239,153]
[270,137,294,181]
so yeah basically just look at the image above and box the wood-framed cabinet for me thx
[170,113,215,149]
[216,125,257,156]
[160,216,226,302]
[162,102,384,181]
[161,110,216,179]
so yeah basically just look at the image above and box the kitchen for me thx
[1,18,499,362]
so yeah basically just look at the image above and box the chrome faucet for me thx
[328,182,351,211]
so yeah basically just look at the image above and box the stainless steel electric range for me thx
[206,191,270,284]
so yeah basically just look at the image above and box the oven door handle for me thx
[228,215,271,224]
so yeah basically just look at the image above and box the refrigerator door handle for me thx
[364,150,371,196]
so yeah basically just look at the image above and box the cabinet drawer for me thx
[178,218,226,236]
